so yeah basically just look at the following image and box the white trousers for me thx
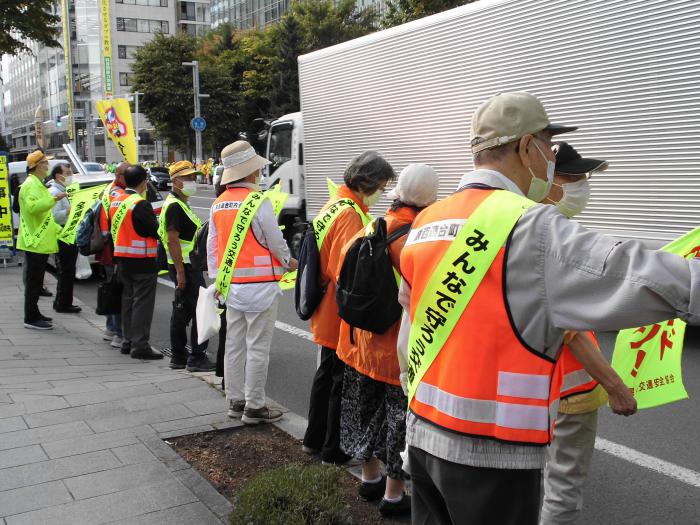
[224,297,279,410]
[540,409,599,525]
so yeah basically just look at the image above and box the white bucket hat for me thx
[386,163,439,208]
[220,140,270,185]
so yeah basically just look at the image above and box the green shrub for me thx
[230,463,350,525]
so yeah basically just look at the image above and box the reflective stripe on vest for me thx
[402,189,561,445]
[110,193,158,258]
[313,198,370,250]
[158,194,202,264]
[557,337,598,399]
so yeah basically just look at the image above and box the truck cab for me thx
[264,112,306,255]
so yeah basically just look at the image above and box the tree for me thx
[131,32,197,158]
[290,0,378,51]
[383,0,476,27]
[268,14,304,115]
[0,1,60,56]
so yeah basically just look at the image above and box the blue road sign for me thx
[191,117,206,132]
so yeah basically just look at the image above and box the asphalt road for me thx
[68,185,700,524]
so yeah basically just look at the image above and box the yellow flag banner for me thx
[265,183,289,218]
[327,178,338,199]
[0,156,14,258]
[611,227,700,409]
[96,98,137,163]
[59,184,108,244]
[279,270,296,291]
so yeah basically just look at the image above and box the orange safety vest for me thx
[109,191,158,258]
[212,187,284,284]
[99,183,126,236]
[556,334,599,399]
[401,188,562,445]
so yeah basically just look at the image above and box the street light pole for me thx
[130,91,143,163]
[182,61,209,165]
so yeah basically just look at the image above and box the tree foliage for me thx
[0,1,60,56]
[383,0,476,27]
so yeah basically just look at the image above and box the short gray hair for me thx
[473,142,518,167]
[343,151,396,194]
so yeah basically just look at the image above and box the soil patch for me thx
[170,424,409,524]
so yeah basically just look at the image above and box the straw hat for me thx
[168,160,199,179]
[220,140,270,185]
[27,150,54,169]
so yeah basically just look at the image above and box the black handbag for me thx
[96,274,123,315]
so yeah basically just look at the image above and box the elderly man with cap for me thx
[18,150,65,330]
[158,161,215,372]
[397,91,700,525]
[207,141,296,425]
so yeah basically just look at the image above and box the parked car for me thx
[212,164,223,189]
[148,167,170,190]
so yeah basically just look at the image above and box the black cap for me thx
[554,142,608,175]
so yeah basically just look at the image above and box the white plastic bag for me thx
[196,284,221,345]
[74,253,93,280]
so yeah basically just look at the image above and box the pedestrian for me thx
[98,163,128,348]
[159,160,215,372]
[207,140,297,424]
[302,151,395,465]
[396,91,700,525]
[336,164,439,517]
[539,142,613,525]
[18,150,65,330]
[110,165,162,360]
[47,162,81,313]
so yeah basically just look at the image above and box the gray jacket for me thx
[47,180,70,226]
[397,169,700,469]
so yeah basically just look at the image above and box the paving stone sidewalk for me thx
[0,266,240,524]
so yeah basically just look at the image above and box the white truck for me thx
[265,0,700,251]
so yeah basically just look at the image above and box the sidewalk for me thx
[0,266,238,524]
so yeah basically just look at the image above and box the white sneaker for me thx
[103,330,116,341]
[110,335,123,348]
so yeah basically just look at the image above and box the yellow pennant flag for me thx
[279,270,297,291]
[59,183,108,244]
[327,178,338,198]
[265,183,289,218]
[96,98,137,164]
[611,226,700,409]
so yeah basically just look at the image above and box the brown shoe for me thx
[227,400,245,418]
[241,406,283,425]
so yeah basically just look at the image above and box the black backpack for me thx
[76,200,105,256]
[190,220,209,271]
[336,218,411,334]
[294,224,324,321]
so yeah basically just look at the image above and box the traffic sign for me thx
[191,117,206,132]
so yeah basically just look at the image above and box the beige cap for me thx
[26,150,54,169]
[220,140,270,185]
[470,92,577,154]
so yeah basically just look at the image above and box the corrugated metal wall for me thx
[298,0,700,244]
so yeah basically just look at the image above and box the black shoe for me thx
[169,358,187,370]
[24,320,53,331]
[120,342,132,355]
[379,494,411,517]
[321,452,356,466]
[131,346,164,360]
[54,305,82,313]
[38,313,53,323]
[358,475,386,502]
[39,287,53,297]
[186,355,216,372]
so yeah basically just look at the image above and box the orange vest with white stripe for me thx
[109,191,158,258]
[401,188,561,445]
[99,184,126,236]
[557,335,599,399]
[213,187,284,284]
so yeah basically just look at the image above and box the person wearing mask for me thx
[18,150,65,330]
[98,163,128,348]
[207,141,297,424]
[159,161,215,372]
[302,151,396,465]
[110,165,162,360]
[539,142,612,525]
[336,164,439,517]
[395,91,700,525]
[47,162,81,313]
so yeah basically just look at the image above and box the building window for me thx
[116,17,169,33]
[119,72,133,86]
[118,45,142,59]
[116,0,168,6]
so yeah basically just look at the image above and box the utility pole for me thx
[182,61,209,165]
[129,91,143,163]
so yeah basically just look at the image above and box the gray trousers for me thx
[540,410,599,525]
[119,271,157,351]
[409,446,541,525]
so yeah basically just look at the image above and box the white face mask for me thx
[62,175,73,186]
[181,180,198,197]
[365,190,383,207]
[553,178,591,218]
[526,140,555,202]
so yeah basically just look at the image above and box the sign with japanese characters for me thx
[101,0,113,97]
[612,227,700,409]
[406,191,534,404]
[278,270,297,291]
[59,183,108,244]
[0,156,14,258]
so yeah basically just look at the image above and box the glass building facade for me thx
[211,0,289,29]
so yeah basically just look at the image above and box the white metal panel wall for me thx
[298,0,700,244]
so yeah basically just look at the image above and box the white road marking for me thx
[157,273,700,489]
[595,437,700,489]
